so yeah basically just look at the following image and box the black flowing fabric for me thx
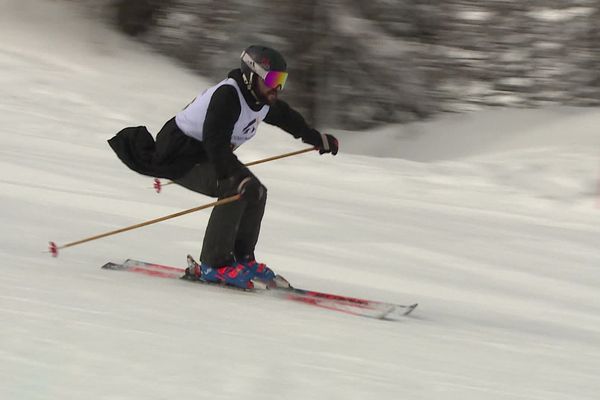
[108,118,206,180]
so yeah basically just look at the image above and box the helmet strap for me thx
[242,71,261,104]
[242,71,252,90]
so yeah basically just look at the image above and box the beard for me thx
[251,76,278,106]
[254,88,277,106]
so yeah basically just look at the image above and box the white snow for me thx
[1,1,600,399]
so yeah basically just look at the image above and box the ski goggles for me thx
[263,70,288,90]
[241,51,288,90]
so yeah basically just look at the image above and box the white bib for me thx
[175,78,269,150]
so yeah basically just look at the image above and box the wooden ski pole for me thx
[154,147,316,192]
[48,194,241,257]
[244,147,316,167]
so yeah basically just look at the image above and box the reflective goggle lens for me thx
[263,71,288,90]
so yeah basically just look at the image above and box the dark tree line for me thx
[107,0,600,129]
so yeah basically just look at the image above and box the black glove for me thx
[321,133,339,155]
[308,132,338,155]
[237,175,264,200]
[218,169,265,201]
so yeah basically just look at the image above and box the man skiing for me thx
[108,45,338,289]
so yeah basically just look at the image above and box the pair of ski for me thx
[101,257,418,320]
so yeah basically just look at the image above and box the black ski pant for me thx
[174,163,266,267]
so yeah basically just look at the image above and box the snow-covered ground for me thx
[1,1,600,399]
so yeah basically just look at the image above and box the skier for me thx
[108,45,338,289]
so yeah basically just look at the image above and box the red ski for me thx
[101,258,417,320]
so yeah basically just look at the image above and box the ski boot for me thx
[184,255,254,289]
[240,259,275,282]
[238,257,291,289]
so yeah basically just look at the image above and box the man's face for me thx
[255,77,279,106]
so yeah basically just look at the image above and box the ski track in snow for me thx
[1,1,600,399]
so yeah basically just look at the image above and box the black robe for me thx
[108,69,321,180]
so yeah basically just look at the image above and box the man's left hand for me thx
[316,133,339,155]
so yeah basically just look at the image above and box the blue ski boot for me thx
[240,258,291,289]
[239,258,275,282]
[184,255,254,289]
[201,262,254,289]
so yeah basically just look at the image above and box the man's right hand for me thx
[217,169,265,201]
[237,175,264,200]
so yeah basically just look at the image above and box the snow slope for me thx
[1,1,600,399]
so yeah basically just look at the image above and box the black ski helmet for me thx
[240,45,287,92]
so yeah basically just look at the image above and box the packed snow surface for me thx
[1,1,599,399]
